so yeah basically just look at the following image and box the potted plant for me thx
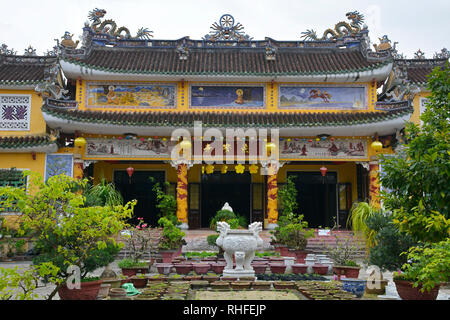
[269,263,286,274]
[0,172,135,300]
[158,217,186,263]
[173,262,193,274]
[392,239,449,300]
[192,263,210,274]
[327,236,362,280]
[129,274,148,288]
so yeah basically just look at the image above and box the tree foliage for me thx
[379,63,450,243]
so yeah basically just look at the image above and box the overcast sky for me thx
[0,0,448,58]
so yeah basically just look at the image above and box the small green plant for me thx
[14,239,26,254]
[326,236,361,266]
[209,209,246,230]
[151,179,178,226]
[83,179,123,207]
[158,217,186,250]
[117,258,148,269]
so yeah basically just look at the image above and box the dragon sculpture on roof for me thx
[87,8,153,40]
[301,11,366,41]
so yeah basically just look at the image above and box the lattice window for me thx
[0,94,31,131]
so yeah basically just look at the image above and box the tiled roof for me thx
[395,58,448,84]
[0,134,56,150]
[42,101,412,128]
[62,46,391,76]
[0,55,57,86]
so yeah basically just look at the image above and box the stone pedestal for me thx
[283,256,296,273]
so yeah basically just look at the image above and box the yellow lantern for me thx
[266,142,276,155]
[371,140,383,152]
[180,138,192,150]
[74,137,86,149]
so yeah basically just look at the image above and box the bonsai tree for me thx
[157,217,186,251]
[326,236,362,267]
[379,64,449,243]
[118,217,156,269]
[0,171,135,300]
[394,238,450,293]
[209,209,246,230]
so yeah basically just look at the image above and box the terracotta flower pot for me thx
[251,281,272,290]
[333,266,360,280]
[231,281,251,290]
[211,281,230,290]
[251,264,267,274]
[294,250,308,263]
[192,263,210,274]
[210,263,226,274]
[58,279,103,300]
[291,264,308,274]
[121,268,139,277]
[173,263,193,275]
[155,263,173,275]
[312,264,329,275]
[394,280,440,300]
[269,263,286,274]
[160,250,177,263]
[273,281,296,290]
[130,276,148,288]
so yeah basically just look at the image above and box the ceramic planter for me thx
[210,281,230,290]
[190,280,210,289]
[273,281,296,290]
[251,263,267,274]
[291,264,308,274]
[231,281,251,290]
[294,250,308,263]
[341,278,367,298]
[160,250,178,263]
[155,263,173,275]
[251,281,272,290]
[312,264,329,275]
[202,275,220,283]
[120,267,140,277]
[269,263,286,274]
[393,280,439,300]
[210,263,226,274]
[130,276,148,288]
[58,279,103,300]
[192,263,210,274]
[333,266,360,280]
[101,278,122,289]
[173,263,193,275]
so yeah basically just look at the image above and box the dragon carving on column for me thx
[87,8,153,40]
[301,11,365,41]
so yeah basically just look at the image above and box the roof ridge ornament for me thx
[87,8,153,40]
[433,48,449,59]
[301,11,366,41]
[414,49,426,59]
[203,14,253,41]
[0,44,17,55]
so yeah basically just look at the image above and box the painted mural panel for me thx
[280,138,368,160]
[45,154,73,181]
[85,138,175,158]
[190,85,265,108]
[279,85,367,110]
[86,83,176,108]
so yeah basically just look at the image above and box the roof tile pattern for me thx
[0,134,55,149]
[0,55,57,85]
[64,47,390,75]
[42,102,412,128]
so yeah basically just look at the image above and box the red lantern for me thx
[126,167,135,177]
[320,166,327,176]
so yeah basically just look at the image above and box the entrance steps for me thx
[116,229,367,260]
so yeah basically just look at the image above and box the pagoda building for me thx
[1,10,448,230]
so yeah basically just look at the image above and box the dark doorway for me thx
[287,171,337,228]
[114,170,165,227]
[201,171,251,228]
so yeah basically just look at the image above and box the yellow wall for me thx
[409,91,430,125]
[0,89,46,136]
[77,80,379,113]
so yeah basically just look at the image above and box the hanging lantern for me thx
[126,167,135,184]
[320,166,328,176]
[266,142,276,156]
[74,137,86,149]
[371,140,383,152]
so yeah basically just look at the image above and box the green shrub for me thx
[117,258,148,269]
[158,217,186,250]
[209,209,246,230]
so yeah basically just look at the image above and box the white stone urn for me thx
[216,221,263,278]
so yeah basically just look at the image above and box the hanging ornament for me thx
[201,165,205,174]
[74,137,86,149]
[235,164,245,174]
[221,165,228,174]
[371,140,383,152]
[249,164,259,174]
[205,164,215,174]
[320,166,327,184]
[126,166,135,184]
